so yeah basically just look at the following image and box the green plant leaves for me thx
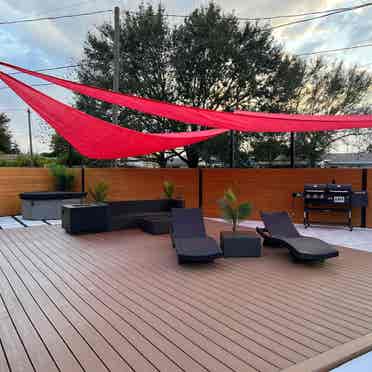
[224,188,237,203]
[218,189,252,232]
[49,164,75,191]
[89,180,109,203]
[238,202,252,219]
[163,180,175,199]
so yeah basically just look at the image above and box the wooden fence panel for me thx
[202,168,363,227]
[84,168,199,208]
[0,168,81,216]
[365,170,372,228]
[0,167,368,228]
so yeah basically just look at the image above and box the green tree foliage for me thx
[249,59,372,166]
[74,2,303,167]
[72,2,371,168]
[0,113,19,154]
[49,134,84,166]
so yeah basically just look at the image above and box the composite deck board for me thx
[0,338,10,372]
[40,227,370,348]
[16,227,265,372]
[26,227,290,371]
[1,231,171,372]
[58,230,365,341]
[9,230,211,372]
[0,234,106,372]
[40,227,331,357]
[0,235,153,372]
[1,221,372,371]
[49,234,333,357]
[0,295,34,372]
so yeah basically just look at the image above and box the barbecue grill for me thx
[294,183,368,230]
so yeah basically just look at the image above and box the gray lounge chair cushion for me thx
[171,208,222,263]
[171,208,206,238]
[261,211,300,238]
[281,237,339,261]
[173,237,222,261]
[260,211,339,261]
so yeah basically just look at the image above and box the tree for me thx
[0,113,18,154]
[49,133,80,164]
[74,2,371,168]
[287,59,372,166]
[76,4,177,167]
[75,2,304,167]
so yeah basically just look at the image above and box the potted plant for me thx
[49,164,75,191]
[218,189,261,257]
[163,181,175,199]
[162,180,184,208]
[62,180,111,235]
[89,180,109,203]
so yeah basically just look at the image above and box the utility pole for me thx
[230,130,236,168]
[27,108,34,164]
[290,132,295,168]
[112,6,120,125]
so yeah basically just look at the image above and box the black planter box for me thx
[62,203,110,234]
[220,231,262,257]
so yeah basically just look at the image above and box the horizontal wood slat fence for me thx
[202,168,364,227]
[1,167,371,227]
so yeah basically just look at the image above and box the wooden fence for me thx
[1,167,370,227]
[202,168,364,226]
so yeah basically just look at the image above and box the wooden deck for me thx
[1,220,372,372]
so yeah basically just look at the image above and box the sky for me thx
[0,0,372,153]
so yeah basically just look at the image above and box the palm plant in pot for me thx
[163,181,175,199]
[89,181,109,203]
[218,189,261,257]
[218,188,252,232]
[162,180,184,208]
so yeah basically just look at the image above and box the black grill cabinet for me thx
[297,184,368,231]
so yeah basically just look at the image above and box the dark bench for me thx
[108,199,184,231]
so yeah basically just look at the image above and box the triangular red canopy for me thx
[2,61,372,132]
[0,71,225,159]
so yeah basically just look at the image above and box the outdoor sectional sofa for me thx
[108,198,184,231]
[62,198,185,235]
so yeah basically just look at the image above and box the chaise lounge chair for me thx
[256,211,339,262]
[170,208,222,264]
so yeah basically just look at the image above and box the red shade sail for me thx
[2,61,372,132]
[0,71,226,159]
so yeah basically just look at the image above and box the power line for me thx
[0,9,112,26]
[137,8,349,21]
[125,1,367,21]
[8,64,78,75]
[268,2,372,31]
[0,2,370,27]
[0,82,54,90]
[297,42,372,56]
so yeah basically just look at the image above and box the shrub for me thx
[49,164,75,191]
